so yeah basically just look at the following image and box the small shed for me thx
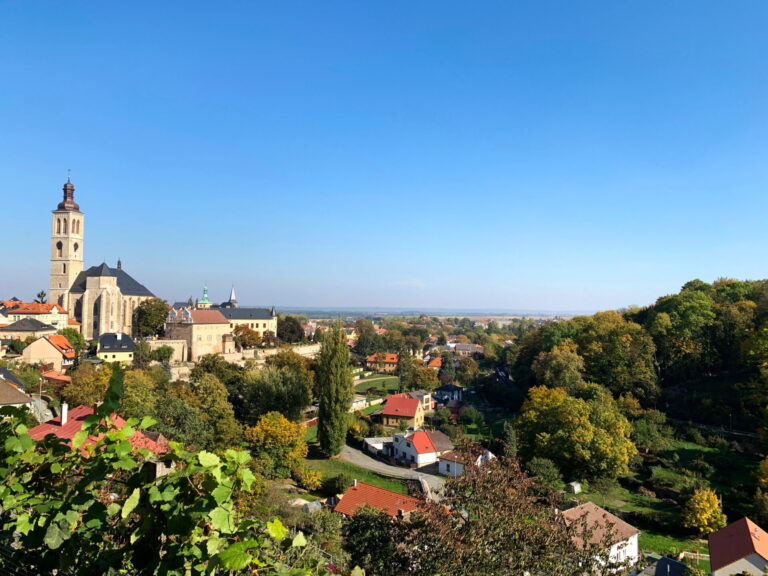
[567,481,582,494]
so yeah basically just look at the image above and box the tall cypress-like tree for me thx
[317,320,354,456]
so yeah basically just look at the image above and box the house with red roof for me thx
[366,352,399,374]
[29,403,168,456]
[392,430,454,466]
[334,480,422,518]
[709,517,768,576]
[380,393,424,428]
[427,356,442,371]
[562,502,640,569]
[3,302,70,329]
[22,334,76,372]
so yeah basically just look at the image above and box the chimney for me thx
[61,402,68,425]
[353,479,357,488]
[397,509,405,518]
[117,333,122,341]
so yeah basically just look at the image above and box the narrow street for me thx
[338,445,446,496]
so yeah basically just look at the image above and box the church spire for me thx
[57,174,80,211]
[228,285,238,308]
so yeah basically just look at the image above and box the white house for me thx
[562,502,640,570]
[437,449,496,477]
[392,430,453,466]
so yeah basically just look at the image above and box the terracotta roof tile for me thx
[46,335,76,359]
[6,302,67,315]
[404,431,435,454]
[709,517,768,572]
[334,482,422,517]
[382,395,420,419]
[29,405,167,455]
[367,353,399,364]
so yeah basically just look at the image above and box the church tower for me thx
[49,177,84,311]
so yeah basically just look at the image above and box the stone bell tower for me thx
[49,177,85,311]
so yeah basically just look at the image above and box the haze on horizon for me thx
[2,2,767,313]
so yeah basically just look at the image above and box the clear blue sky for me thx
[2,1,767,312]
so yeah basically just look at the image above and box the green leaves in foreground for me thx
[0,374,312,575]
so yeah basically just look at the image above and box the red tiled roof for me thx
[427,357,442,368]
[7,302,67,315]
[29,405,167,455]
[405,431,436,455]
[334,482,422,517]
[709,517,768,572]
[382,395,420,419]
[366,353,399,364]
[46,335,76,359]
[562,502,639,548]
[189,310,229,324]
[41,370,72,383]
[67,318,81,326]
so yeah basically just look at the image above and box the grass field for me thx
[639,533,710,571]
[354,376,400,395]
[304,453,408,494]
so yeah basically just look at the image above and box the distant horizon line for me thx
[241,305,597,318]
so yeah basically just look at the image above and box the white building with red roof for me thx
[562,502,640,569]
[393,430,454,466]
[709,517,768,576]
[334,480,422,518]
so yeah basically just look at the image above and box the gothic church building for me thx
[49,179,155,340]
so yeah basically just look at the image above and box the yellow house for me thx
[164,308,234,362]
[97,333,135,364]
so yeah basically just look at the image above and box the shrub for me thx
[638,486,656,499]
[686,428,706,445]
[323,473,353,496]
[293,466,322,491]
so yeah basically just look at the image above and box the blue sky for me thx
[2,1,768,312]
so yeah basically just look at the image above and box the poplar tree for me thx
[317,320,353,456]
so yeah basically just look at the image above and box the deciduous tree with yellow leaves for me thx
[682,488,727,535]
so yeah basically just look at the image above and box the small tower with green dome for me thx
[198,285,212,309]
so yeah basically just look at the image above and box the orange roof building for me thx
[4,302,70,330]
[29,404,168,456]
[562,502,640,567]
[709,517,768,576]
[21,334,76,372]
[334,481,422,518]
[165,307,235,362]
[366,352,399,374]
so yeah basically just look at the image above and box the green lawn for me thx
[304,453,408,494]
[304,425,318,442]
[354,376,400,395]
[639,532,710,572]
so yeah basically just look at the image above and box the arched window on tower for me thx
[56,241,63,258]
[75,220,80,234]
[63,219,68,234]
[63,263,67,274]
[74,242,79,257]
[56,218,61,234]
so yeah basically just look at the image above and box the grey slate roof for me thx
[426,430,454,453]
[69,264,154,297]
[637,557,686,576]
[0,367,25,389]
[98,333,136,353]
[0,318,56,332]
[217,307,275,320]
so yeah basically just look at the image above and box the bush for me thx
[686,428,706,445]
[638,486,656,499]
[293,466,322,491]
[690,458,715,477]
[323,473,353,497]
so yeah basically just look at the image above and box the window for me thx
[56,218,61,234]
[74,242,79,255]
[56,241,63,257]
[63,219,68,234]
[62,263,66,273]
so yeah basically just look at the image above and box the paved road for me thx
[339,445,445,496]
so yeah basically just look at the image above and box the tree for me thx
[58,327,86,358]
[632,409,674,454]
[133,340,152,370]
[192,373,242,449]
[353,318,379,357]
[62,363,113,406]
[396,352,416,390]
[151,345,175,364]
[265,350,315,400]
[316,320,354,456]
[456,356,479,386]
[459,406,484,428]
[0,375,310,576]
[120,369,159,420]
[133,297,169,338]
[682,488,727,535]
[526,457,563,491]
[240,367,311,424]
[516,385,637,479]
[438,351,456,383]
[531,339,585,392]
[34,290,48,303]
[413,366,439,390]
[154,395,213,448]
[277,315,304,344]
[262,330,278,347]
[342,506,404,576]
[402,456,625,575]
[245,411,307,478]
[233,325,261,349]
